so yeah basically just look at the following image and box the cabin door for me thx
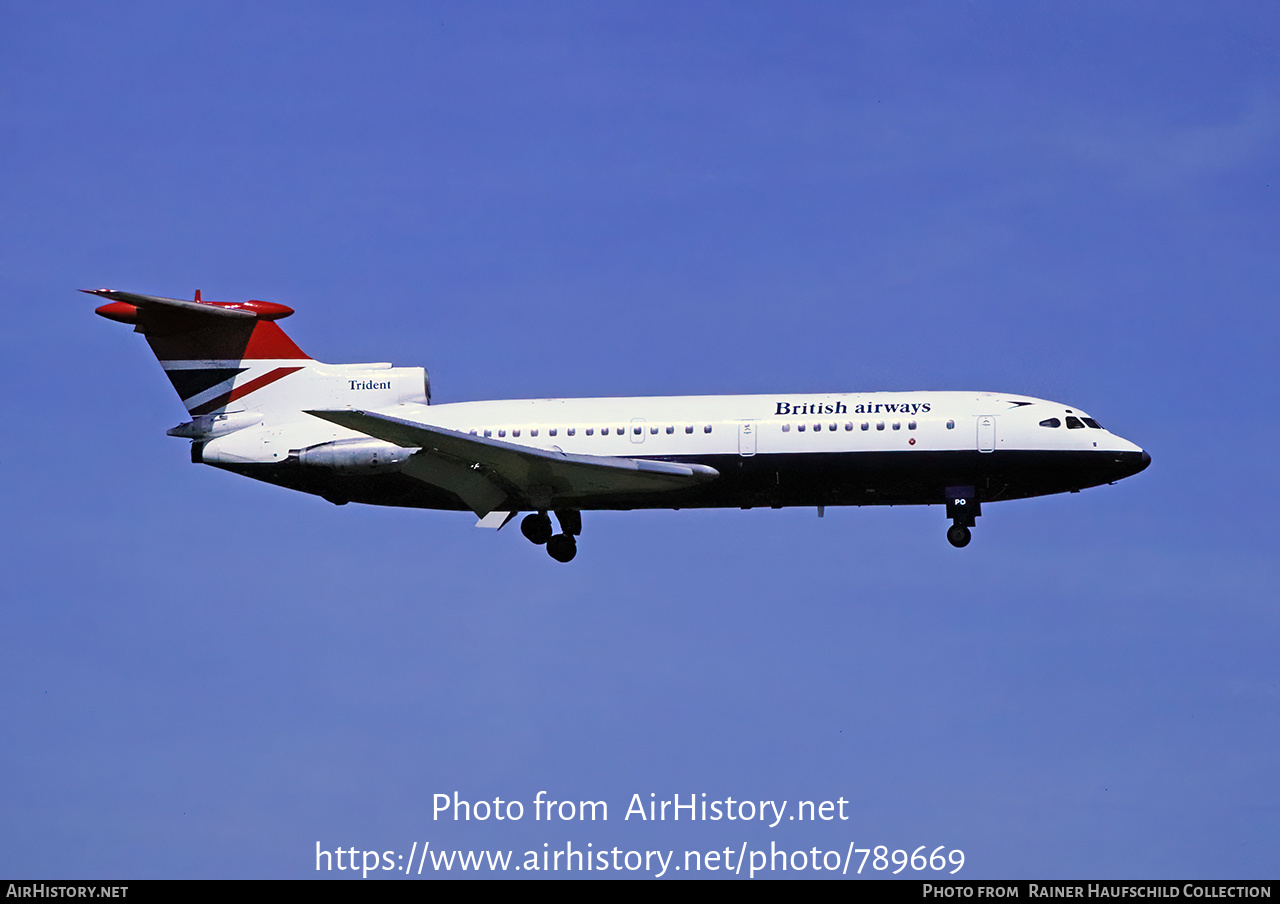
[977,415,996,453]
[738,420,757,457]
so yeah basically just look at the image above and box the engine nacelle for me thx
[294,438,418,472]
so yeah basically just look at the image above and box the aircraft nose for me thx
[1115,448,1151,479]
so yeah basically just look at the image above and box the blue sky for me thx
[2,1,1277,879]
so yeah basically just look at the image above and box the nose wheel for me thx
[944,486,979,549]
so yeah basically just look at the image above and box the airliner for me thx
[89,288,1150,562]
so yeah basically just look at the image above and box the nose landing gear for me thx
[945,486,979,548]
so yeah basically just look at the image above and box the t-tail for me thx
[88,288,315,418]
[88,289,430,467]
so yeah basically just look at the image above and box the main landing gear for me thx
[520,512,553,545]
[521,510,581,563]
[945,486,979,549]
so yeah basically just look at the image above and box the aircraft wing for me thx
[306,408,719,516]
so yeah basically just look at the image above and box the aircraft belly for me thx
[207,461,472,510]
[570,448,1148,510]
[211,448,1147,512]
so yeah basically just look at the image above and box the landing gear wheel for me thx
[546,533,577,563]
[947,524,972,548]
[521,512,553,545]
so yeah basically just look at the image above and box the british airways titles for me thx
[774,400,932,416]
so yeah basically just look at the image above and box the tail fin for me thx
[86,288,312,416]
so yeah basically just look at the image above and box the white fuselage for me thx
[197,367,1147,518]
[199,370,1139,464]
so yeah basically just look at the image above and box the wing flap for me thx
[400,452,511,517]
[306,408,719,513]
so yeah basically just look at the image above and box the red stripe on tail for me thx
[189,366,305,416]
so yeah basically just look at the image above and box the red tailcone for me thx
[95,301,138,324]
[225,299,295,320]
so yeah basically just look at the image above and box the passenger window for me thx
[601,427,609,436]
[483,429,492,437]
[1065,416,1085,429]
[861,422,869,431]
[1039,418,1061,428]
[892,421,901,430]
[845,422,853,431]
[512,429,520,437]
[469,429,478,435]
[1082,418,1102,429]
[797,424,806,432]
[685,425,693,434]
[549,428,557,437]
[813,423,821,432]
[649,426,657,434]
[782,424,791,433]
[946,420,955,429]
[876,421,885,431]
[585,428,594,436]
[704,425,712,433]
[665,425,674,434]
[530,428,538,437]
[908,420,916,430]
[567,428,574,436]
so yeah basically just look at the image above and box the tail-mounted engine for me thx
[291,438,418,472]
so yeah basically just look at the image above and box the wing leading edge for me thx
[306,409,719,516]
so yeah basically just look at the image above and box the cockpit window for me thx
[1039,418,1061,428]
[1065,416,1085,429]
[1082,417,1102,429]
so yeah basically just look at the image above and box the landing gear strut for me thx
[945,486,979,548]
[523,509,581,562]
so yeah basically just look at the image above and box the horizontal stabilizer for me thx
[86,287,310,369]
[83,288,295,321]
